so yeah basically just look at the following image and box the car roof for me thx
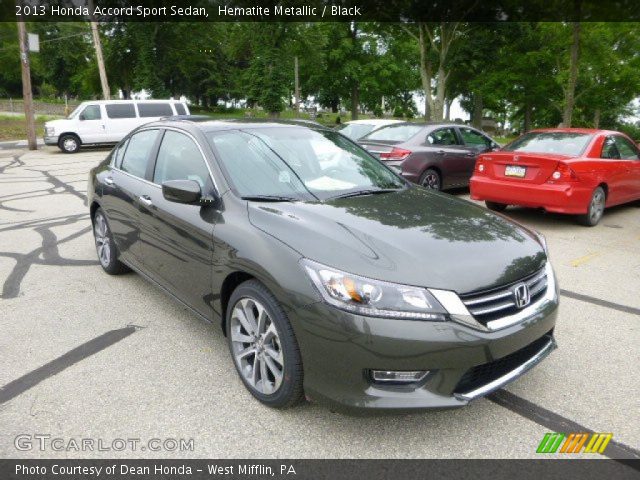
[343,119,403,125]
[143,117,332,133]
[78,99,185,105]
[529,127,616,135]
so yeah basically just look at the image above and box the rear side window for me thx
[120,130,159,178]
[427,128,459,146]
[174,103,187,115]
[138,103,174,118]
[601,137,620,159]
[112,139,129,168]
[106,103,136,119]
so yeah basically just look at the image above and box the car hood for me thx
[247,187,546,294]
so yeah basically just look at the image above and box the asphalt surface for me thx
[0,146,638,459]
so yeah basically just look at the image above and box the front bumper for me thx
[44,135,59,146]
[470,176,592,214]
[292,287,558,412]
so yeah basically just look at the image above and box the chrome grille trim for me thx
[460,266,549,323]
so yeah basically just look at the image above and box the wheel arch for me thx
[219,271,256,335]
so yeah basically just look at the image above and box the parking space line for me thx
[0,326,139,405]
[488,389,640,461]
[561,289,640,316]
[570,252,600,267]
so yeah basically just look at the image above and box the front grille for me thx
[453,331,553,395]
[459,267,547,325]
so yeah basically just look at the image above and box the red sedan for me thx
[470,128,640,226]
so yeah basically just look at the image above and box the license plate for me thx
[505,165,527,178]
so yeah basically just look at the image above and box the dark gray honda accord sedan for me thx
[88,118,559,412]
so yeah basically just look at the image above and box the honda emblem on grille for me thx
[514,283,530,308]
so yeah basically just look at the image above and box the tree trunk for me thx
[562,21,581,127]
[351,84,359,120]
[524,102,532,132]
[330,98,339,113]
[471,95,483,129]
[418,23,433,121]
[444,98,452,121]
[593,108,601,129]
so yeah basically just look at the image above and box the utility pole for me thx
[294,56,300,116]
[88,0,110,99]
[16,20,37,150]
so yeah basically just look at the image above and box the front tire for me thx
[420,168,442,190]
[485,201,508,212]
[578,186,606,226]
[226,280,303,408]
[58,134,81,154]
[93,208,130,274]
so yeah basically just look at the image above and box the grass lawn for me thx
[0,114,60,141]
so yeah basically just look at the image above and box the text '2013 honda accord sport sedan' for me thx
[88,119,559,412]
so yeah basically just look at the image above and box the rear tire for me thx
[420,168,442,191]
[578,186,606,227]
[93,208,130,275]
[58,134,81,154]
[485,201,508,212]
[226,280,304,408]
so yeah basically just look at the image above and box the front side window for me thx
[120,130,159,178]
[362,124,423,142]
[459,127,492,148]
[505,132,593,156]
[80,105,101,120]
[153,130,210,187]
[427,128,459,146]
[138,103,174,118]
[613,136,640,160]
[106,103,136,119]
[208,127,405,201]
[601,137,620,159]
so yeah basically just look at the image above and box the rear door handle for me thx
[138,195,153,207]
[104,176,114,186]
[465,152,475,157]
[436,150,446,155]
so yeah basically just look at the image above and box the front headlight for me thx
[301,259,447,320]
[45,125,55,136]
[535,231,549,256]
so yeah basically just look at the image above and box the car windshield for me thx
[208,127,405,201]
[67,105,82,119]
[503,132,593,156]
[337,123,375,140]
[361,124,423,142]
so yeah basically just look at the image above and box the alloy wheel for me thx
[63,137,78,152]
[421,171,441,190]
[590,189,605,224]
[94,214,111,267]
[230,297,284,395]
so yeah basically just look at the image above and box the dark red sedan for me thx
[470,128,640,226]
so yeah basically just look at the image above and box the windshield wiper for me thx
[328,188,401,200]
[241,195,298,202]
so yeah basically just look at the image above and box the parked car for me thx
[337,119,404,140]
[470,128,640,226]
[44,100,190,153]
[88,119,558,411]
[358,122,500,190]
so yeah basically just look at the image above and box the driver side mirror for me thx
[162,179,202,205]
[79,113,86,121]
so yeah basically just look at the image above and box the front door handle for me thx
[138,195,153,207]
[104,176,114,186]
[436,150,446,155]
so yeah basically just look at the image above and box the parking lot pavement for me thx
[0,147,638,460]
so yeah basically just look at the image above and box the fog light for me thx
[371,370,429,384]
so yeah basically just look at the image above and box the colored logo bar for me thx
[537,432,612,454]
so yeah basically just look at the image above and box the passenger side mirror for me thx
[162,179,202,205]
